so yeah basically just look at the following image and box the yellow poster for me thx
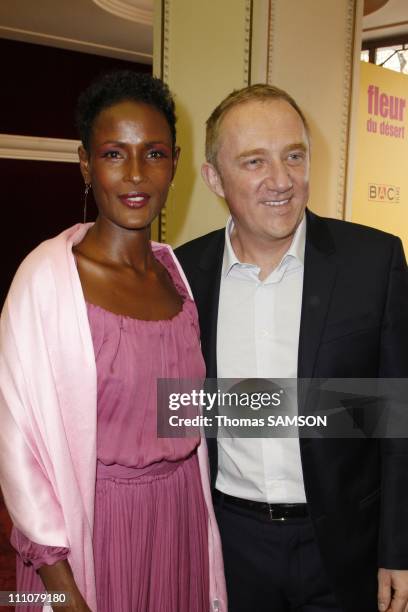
[351,62,408,252]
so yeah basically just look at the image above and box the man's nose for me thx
[264,160,293,191]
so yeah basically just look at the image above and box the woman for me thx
[0,71,226,612]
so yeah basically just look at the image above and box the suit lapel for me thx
[298,211,338,379]
[187,231,224,487]
[190,231,225,378]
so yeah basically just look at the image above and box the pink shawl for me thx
[0,223,226,612]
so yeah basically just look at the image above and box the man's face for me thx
[203,98,310,248]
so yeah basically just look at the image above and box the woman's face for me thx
[79,100,178,231]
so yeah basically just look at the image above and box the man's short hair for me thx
[205,83,310,167]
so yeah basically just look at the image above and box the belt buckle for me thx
[268,504,285,522]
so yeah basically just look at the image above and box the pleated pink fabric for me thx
[94,456,208,612]
[89,246,209,611]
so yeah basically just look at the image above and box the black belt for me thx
[214,490,309,521]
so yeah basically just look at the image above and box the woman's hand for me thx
[38,560,92,611]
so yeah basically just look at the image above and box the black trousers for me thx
[214,495,343,612]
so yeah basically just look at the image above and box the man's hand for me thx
[378,568,408,612]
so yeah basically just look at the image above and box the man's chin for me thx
[262,222,301,243]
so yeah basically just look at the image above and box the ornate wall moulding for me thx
[336,0,357,219]
[0,134,81,163]
[266,0,275,85]
[244,0,253,86]
[0,26,152,63]
[92,0,153,25]
[157,0,170,242]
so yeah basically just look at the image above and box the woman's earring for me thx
[83,183,91,223]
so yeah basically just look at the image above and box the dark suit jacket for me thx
[175,210,408,612]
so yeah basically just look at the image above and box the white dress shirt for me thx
[216,216,307,503]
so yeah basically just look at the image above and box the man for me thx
[175,84,408,612]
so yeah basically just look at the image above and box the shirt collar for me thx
[222,214,306,278]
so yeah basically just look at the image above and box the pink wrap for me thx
[0,223,227,612]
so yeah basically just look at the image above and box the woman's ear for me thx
[78,146,91,185]
[172,146,181,179]
[201,162,225,198]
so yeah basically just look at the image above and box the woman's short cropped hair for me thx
[205,83,310,167]
[76,70,177,152]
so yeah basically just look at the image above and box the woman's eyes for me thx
[147,149,169,160]
[102,150,122,159]
[101,149,168,160]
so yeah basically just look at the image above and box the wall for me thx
[154,0,364,247]
[154,0,252,246]
[0,38,150,305]
[266,0,363,220]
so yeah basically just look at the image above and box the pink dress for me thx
[11,246,209,611]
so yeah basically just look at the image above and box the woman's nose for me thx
[124,155,143,183]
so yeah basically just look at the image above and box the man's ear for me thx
[78,146,91,185]
[201,162,225,199]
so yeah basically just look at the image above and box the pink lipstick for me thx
[119,192,150,209]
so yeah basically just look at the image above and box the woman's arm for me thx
[1,233,98,611]
[38,561,91,612]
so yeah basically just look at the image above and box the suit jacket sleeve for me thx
[379,236,408,568]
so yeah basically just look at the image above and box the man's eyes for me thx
[244,158,263,167]
[242,153,305,167]
[287,152,305,162]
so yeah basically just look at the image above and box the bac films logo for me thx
[368,183,400,203]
